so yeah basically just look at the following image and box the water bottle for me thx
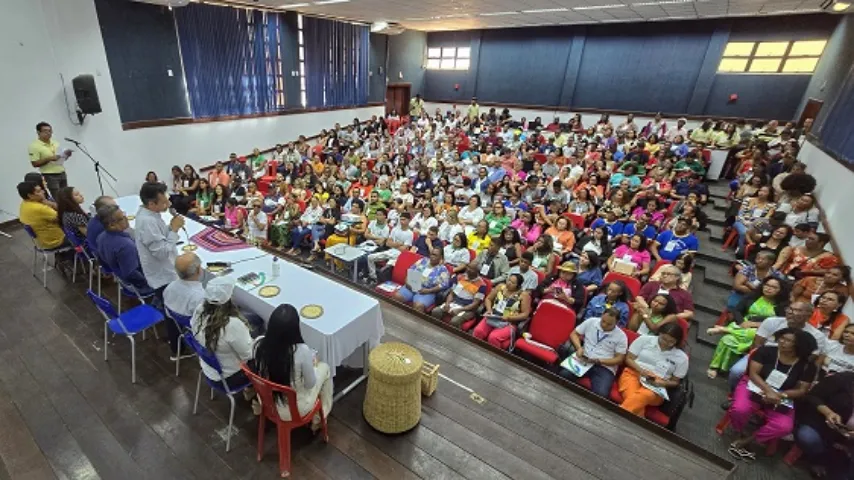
[272,256,280,279]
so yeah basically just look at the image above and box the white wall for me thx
[423,102,705,132]
[798,140,854,317]
[1,0,382,221]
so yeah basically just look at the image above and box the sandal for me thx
[728,443,756,462]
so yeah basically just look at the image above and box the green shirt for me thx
[376,189,392,203]
[365,201,386,221]
[674,159,706,176]
[484,213,510,236]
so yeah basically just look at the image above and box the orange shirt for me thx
[808,309,849,334]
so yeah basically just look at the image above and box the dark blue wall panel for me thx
[572,23,712,113]
[424,31,480,102]
[94,0,190,122]
[704,75,811,120]
[387,30,427,95]
[369,33,388,103]
[474,27,574,105]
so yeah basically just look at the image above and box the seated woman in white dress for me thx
[253,304,333,430]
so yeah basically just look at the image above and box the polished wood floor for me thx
[0,226,735,480]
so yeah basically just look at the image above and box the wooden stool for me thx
[362,342,424,434]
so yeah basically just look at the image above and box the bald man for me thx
[162,252,204,360]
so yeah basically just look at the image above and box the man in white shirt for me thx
[246,200,268,242]
[727,302,823,390]
[135,182,182,304]
[163,252,205,360]
[364,208,392,244]
[493,252,539,290]
[367,212,414,281]
[559,309,628,397]
[665,118,689,142]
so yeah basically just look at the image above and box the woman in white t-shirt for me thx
[393,182,415,207]
[438,209,465,244]
[444,232,472,274]
[558,308,628,398]
[252,304,333,432]
[617,323,689,416]
[191,277,255,390]
[459,195,485,234]
[411,204,439,235]
[823,324,854,375]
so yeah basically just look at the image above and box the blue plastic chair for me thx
[23,224,73,288]
[114,276,156,315]
[166,306,193,376]
[62,226,95,290]
[184,331,250,452]
[87,289,164,384]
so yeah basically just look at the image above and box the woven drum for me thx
[362,342,424,433]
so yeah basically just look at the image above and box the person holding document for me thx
[726,328,816,461]
[617,323,688,416]
[472,273,532,349]
[28,122,73,198]
[394,249,450,312]
[558,308,628,397]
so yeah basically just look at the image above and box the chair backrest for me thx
[165,306,192,330]
[391,251,422,285]
[22,224,37,241]
[87,289,119,321]
[533,153,547,164]
[468,249,476,261]
[534,269,545,285]
[564,213,585,231]
[240,363,302,423]
[677,318,690,349]
[602,272,642,299]
[623,327,641,346]
[181,330,226,378]
[62,226,94,259]
[529,301,576,349]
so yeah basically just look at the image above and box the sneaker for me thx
[170,352,195,361]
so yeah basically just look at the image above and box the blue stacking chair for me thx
[185,331,250,452]
[62,226,95,290]
[166,306,193,376]
[114,276,156,315]
[23,224,73,288]
[87,289,164,384]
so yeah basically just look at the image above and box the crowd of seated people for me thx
[16,103,853,476]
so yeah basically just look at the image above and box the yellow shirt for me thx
[713,130,741,149]
[28,138,64,174]
[467,232,491,253]
[467,104,479,120]
[409,98,423,116]
[689,128,713,144]
[19,200,65,249]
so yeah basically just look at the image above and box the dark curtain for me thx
[819,70,854,164]
[303,17,369,108]
[175,4,283,118]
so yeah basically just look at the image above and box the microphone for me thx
[169,208,190,239]
[64,137,82,145]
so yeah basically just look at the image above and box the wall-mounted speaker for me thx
[72,74,102,116]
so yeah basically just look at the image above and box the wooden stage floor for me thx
[0,226,733,480]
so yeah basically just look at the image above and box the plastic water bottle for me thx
[272,257,280,279]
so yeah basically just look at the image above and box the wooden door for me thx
[385,83,411,116]
[799,98,823,126]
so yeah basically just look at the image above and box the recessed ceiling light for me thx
[833,1,851,11]
[573,4,626,10]
[313,0,348,5]
[632,0,692,6]
[281,2,310,7]
[480,11,520,16]
[520,7,569,13]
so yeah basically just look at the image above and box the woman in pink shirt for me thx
[608,234,651,278]
[511,210,542,246]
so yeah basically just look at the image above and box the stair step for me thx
[695,310,722,347]
[694,261,732,289]
[705,208,726,226]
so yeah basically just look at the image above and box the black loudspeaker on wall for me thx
[72,74,102,122]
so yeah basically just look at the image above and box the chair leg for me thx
[256,416,266,462]
[210,387,215,400]
[42,253,48,288]
[320,409,329,443]
[118,289,122,314]
[72,255,78,283]
[193,371,202,415]
[226,395,236,452]
[715,412,731,435]
[103,321,109,361]
[31,247,37,278]
[175,341,181,376]
[129,335,136,384]
[276,424,292,478]
[88,260,94,292]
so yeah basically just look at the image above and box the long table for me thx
[116,196,384,399]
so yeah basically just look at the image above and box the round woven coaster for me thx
[300,304,323,319]
[127,215,135,221]
[259,285,281,298]
[182,244,198,252]
[206,264,226,273]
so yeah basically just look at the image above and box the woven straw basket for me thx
[363,342,424,434]
[421,362,440,397]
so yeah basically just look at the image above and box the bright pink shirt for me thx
[613,244,650,267]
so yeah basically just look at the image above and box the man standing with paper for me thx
[28,122,72,198]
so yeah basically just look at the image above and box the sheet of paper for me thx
[406,269,423,292]
[559,353,593,377]
[640,376,670,401]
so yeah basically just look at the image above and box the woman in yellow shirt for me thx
[467,220,492,253]
[714,124,742,149]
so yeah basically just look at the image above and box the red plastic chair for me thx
[563,212,586,230]
[374,251,422,297]
[513,302,576,365]
[240,364,328,478]
[468,249,477,262]
[721,227,738,251]
[602,272,642,299]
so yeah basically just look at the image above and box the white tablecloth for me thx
[116,196,384,376]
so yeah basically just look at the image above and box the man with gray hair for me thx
[86,195,116,251]
[163,252,205,360]
[96,204,152,296]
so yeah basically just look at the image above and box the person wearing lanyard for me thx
[472,238,510,282]
[558,308,628,398]
[795,370,854,479]
[727,328,817,461]
[28,122,72,198]
[617,322,688,416]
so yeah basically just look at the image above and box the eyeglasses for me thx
[785,307,811,315]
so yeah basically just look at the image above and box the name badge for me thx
[766,369,788,390]
[480,263,491,276]
[664,240,678,252]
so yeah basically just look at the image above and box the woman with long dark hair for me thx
[55,186,89,245]
[253,304,332,429]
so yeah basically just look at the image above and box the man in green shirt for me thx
[673,154,706,178]
[467,97,479,122]
[28,122,72,198]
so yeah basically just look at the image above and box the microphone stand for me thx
[66,139,119,197]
